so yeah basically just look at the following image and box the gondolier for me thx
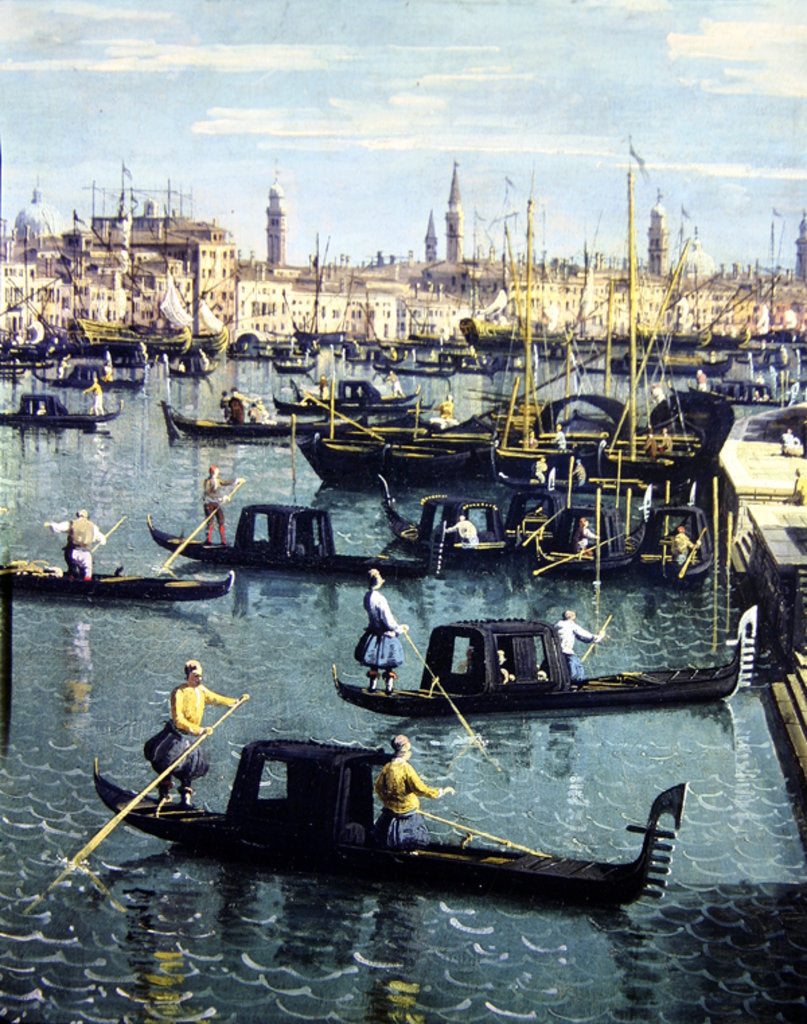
[203,465,243,545]
[373,734,454,850]
[554,610,602,687]
[355,568,408,694]
[144,659,247,809]
[44,509,106,580]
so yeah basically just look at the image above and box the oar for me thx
[532,537,611,577]
[420,810,548,858]
[25,695,250,914]
[404,632,500,772]
[580,613,612,664]
[678,527,707,579]
[159,478,245,573]
[92,515,126,553]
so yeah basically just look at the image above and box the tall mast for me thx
[523,197,534,447]
[628,170,637,459]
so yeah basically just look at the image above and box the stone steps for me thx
[771,667,807,789]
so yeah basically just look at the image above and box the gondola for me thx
[160,400,355,443]
[0,393,123,431]
[94,739,687,906]
[273,379,422,418]
[636,503,714,582]
[1,562,234,602]
[147,504,427,578]
[33,362,146,391]
[334,606,758,717]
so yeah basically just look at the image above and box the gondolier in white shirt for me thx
[554,609,602,687]
[44,509,106,580]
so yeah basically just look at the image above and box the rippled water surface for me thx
[1,361,806,1023]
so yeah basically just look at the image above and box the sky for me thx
[1,0,805,272]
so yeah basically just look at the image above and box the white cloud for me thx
[0,39,351,74]
[668,18,807,98]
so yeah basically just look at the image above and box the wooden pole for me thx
[404,633,500,772]
[532,537,611,577]
[92,516,126,553]
[595,487,602,586]
[581,613,612,664]
[26,696,250,913]
[420,810,548,859]
[159,478,245,573]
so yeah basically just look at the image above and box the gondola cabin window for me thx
[494,633,551,687]
[254,759,289,821]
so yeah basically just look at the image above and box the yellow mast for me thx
[628,170,637,460]
[523,198,534,448]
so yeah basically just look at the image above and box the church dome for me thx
[651,192,666,221]
[14,187,66,238]
[684,232,715,278]
[799,211,807,240]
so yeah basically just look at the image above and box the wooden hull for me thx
[93,764,686,906]
[296,432,494,486]
[2,567,234,601]
[273,392,421,417]
[147,517,425,578]
[335,660,743,716]
[160,401,343,443]
[0,409,122,430]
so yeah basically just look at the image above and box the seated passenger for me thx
[445,514,479,549]
[573,516,597,555]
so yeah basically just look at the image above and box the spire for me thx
[425,210,437,263]
[445,161,464,263]
[449,161,461,207]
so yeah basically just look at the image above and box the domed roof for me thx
[14,187,66,238]
[684,231,715,278]
[269,179,285,201]
[651,191,666,220]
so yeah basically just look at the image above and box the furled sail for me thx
[481,288,508,322]
[198,301,224,334]
[160,275,193,329]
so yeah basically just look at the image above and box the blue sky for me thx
[1,0,805,271]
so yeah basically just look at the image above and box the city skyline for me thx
[1,0,805,271]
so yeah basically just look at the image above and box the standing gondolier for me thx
[355,568,408,694]
[144,659,247,809]
[203,465,244,545]
[44,509,106,580]
[553,609,602,688]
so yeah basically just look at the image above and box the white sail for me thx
[756,304,770,334]
[198,301,224,334]
[481,288,508,322]
[783,308,798,330]
[160,274,193,329]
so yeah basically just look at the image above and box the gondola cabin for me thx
[224,741,387,852]
[638,504,714,581]
[233,505,336,560]
[421,620,568,696]
[20,393,70,417]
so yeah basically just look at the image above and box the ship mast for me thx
[523,197,534,447]
[628,170,637,459]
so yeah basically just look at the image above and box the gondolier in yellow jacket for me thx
[373,735,454,850]
[144,659,248,809]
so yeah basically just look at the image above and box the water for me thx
[1,359,806,1023]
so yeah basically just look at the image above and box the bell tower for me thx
[445,162,464,264]
[266,177,287,265]
[648,191,669,277]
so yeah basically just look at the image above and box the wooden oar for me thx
[532,536,610,577]
[580,613,612,664]
[404,632,500,772]
[92,515,126,553]
[420,810,548,858]
[678,527,707,579]
[159,478,245,573]
[25,695,250,914]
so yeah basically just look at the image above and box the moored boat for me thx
[94,738,687,906]
[1,562,234,602]
[333,606,758,717]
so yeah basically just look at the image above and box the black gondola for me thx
[94,739,687,906]
[0,393,123,431]
[273,379,422,418]
[147,505,426,578]
[33,362,146,391]
[1,563,235,602]
[334,607,757,717]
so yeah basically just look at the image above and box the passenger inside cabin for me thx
[445,514,479,548]
[573,516,597,555]
[657,427,673,454]
[497,649,514,685]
